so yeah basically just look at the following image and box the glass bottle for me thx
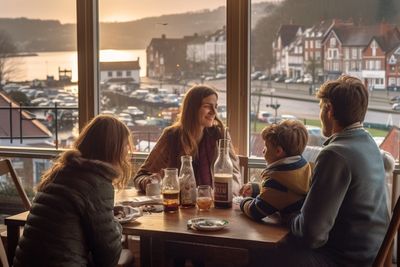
[161,168,180,212]
[213,139,233,208]
[179,155,197,208]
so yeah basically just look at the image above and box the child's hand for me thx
[239,183,252,197]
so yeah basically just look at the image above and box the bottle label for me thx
[214,174,233,202]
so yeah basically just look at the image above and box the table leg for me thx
[140,236,151,267]
[6,224,20,265]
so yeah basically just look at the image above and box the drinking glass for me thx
[161,168,180,213]
[196,185,213,211]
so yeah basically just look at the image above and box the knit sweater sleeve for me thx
[291,149,351,248]
[133,128,171,192]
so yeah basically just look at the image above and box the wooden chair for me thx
[373,195,400,267]
[0,159,31,210]
[238,155,249,184]
[0,238,9,267]
[0,159,31,263]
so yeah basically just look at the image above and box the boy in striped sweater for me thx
[240,119,312,221]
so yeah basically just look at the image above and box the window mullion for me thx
[227,0,250,156]
[76,0,99,131]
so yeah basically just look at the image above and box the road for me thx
[137,77,400,126]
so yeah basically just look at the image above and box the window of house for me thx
[345,48,349,59]
[108,71,113,77]
[116,71,122,77]
[376,60,381,70]
[315,51,321,60]
[126,71,131,76]
[330,37,336,47]
[352,48,357,59]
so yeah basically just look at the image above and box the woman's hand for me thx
[239,183,253,197]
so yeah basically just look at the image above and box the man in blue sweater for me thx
[263,75,389,267]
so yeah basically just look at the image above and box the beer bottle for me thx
[179,155,197,208]
[213,139,233,208]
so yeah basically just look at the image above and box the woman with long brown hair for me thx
[133,84,241,195]
[14,115,133,267]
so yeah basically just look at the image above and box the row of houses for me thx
[146,27,226,80]
[273,20,400,90]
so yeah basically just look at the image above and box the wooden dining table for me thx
[122,206,289,267]
[4,188,289,267]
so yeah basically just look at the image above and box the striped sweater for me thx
[240,156,311,221]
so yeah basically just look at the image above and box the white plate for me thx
[114,205,143,224]
[187,217,229,231]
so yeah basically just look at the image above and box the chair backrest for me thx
[373,195,400,267]
[0,237,9,267]
[0,159,32,210]
[238,155,249,184]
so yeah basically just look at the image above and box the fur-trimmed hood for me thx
[61,150,119,181]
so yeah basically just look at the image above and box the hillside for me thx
[0,2,272,52]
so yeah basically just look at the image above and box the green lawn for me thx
[250,119,389,138]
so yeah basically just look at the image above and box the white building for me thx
[204,27,226,67]
[99,59,140,84]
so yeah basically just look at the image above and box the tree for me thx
[305,58,322,84]
[0,30,18,89]
[8,91,30,106]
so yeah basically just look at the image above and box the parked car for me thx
[258,74,269,81]
[217,105,227,120]
[215,73,226,79]
[251,71,263,80]
[46,109,78,130]
[266,114,297,124]
[274,76,285,83]
[392,103,400,110]
[122,106,145,120]
[306,125,326,146]
[390,95,400,104]
[144,94,163,104]
[130,89,149,100]
[257,111,272,122]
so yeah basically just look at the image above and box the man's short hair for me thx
[261,120,308,156]
[317,75,368,127]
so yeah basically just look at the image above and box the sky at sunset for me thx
[0,0,271,24]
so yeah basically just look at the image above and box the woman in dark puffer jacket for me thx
[13,115,133,267]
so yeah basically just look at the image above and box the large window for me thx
[1,0,400,186]
[98,0,227,153]
[0,1,78,149]
[250,0,400,161]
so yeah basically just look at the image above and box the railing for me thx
[0,103,78,149]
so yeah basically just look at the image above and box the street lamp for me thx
[266,88,280,122]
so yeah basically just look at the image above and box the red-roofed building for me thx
[362,25,400,90]
[272,24,304,76]
[386,44,400,90]
[380,126,399,160]
[0,93,53,147]
[146,34,187,80]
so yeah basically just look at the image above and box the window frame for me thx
[0,0,250,158]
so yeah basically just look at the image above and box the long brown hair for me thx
[37,115,133,191]
[173,84,224,156]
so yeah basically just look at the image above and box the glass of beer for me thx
[161,168,180,213]
[196,185,212,211]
